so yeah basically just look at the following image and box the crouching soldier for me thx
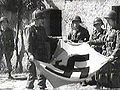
[88,17,106,54]
[26,9,53,89]
[100,10,120,88]
[88,17,106,88]
[0,17,14,79]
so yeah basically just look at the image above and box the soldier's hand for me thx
[78,40,83,43]
[86,41,91,45]
[29,54,34,61]
[108,55,114,62]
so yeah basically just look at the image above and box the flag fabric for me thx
[52,39,109,74]
[33,39,109,88]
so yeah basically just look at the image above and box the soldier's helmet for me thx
[93,17,104,26]
[0,17,8,23]
[72,16,82,23]
[104,10,117,20]
[32,9,44,21]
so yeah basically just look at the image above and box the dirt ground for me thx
[0,73,53,90]
[0,73,119,90]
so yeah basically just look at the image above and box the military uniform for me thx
[98,27,120,88]
[87,18,106,88]
[103,28,119,57]
[28,25,49,61]
[68,16,89,43]
[26,25,49,89]
[68,25,89,43]
[26,9,49,89]
[89,29,106,54]
[89,29,107,88]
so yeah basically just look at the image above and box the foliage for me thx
[0,0,40,12]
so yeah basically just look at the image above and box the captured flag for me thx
[33,39,109,88]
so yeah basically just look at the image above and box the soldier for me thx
[87,17,106,88]
[0,17,14,79]
[26,9,51,89]
[88,17,106,54]
[68,16,90,43]
[100,10,120,88]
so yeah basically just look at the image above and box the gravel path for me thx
[0,73,119,90]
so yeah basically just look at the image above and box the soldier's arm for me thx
[89,34,105,45]
[92,38,105,45]
[111,30,120,57]
[68,32,72,40]
[84,30,90,42]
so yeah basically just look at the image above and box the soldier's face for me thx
[106,19,115,27]
[73,21,79,29]
[94,23,102,30]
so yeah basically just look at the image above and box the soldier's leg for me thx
[99,64,109,87]
[95,70,101,89]
[107,63,113,88]
[26,61,37,89]
[5,51,13,78]
[38,74,47,89]
[36,48,47,89]
[111,60,120,88]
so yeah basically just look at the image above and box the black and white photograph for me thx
[0,0,120,90]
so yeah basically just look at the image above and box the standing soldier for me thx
[100,10,120,88]
[26,9,50,89]
[0,17,14,79]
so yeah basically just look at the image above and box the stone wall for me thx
[53,0,120,36]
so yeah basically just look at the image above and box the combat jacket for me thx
[68,25,90,43]
[89,29,106,54]
[28,25,49,62]
[103,28,120,57]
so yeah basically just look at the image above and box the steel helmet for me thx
[32,9,44,20]
[104,10,117,20]
[72,16,82,23]
[93,17,104,26]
